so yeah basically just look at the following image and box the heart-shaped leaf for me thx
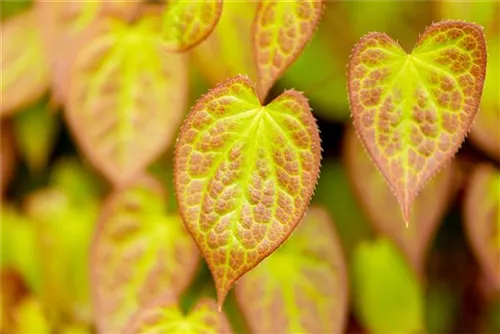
[174,75,321,307]
[348,20,487,221]
[193,1,258,85]
[235,206,348,333]
[0,10,50,116]
[66,18,188,186]
[125,297,233,334]
[463,164,500,290]
[344,126,456,274]
[253,0,324,101]
[91,176,199,333]
[160,0,223,52]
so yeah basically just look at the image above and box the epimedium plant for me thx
[1,1,498,334]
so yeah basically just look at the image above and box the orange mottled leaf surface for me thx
[253,0,324,101]
[174,75,321,308]
[125,296,233,334]
[66,18,188,186]
[463,164,500,290]
[344,126,456,274]
[348,20,487,222]
[91,176,199,333]
[1,10,50,116]
[235,206,348,333]
[160,0,223,52]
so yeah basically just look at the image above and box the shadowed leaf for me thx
[174,75,321,308]
[125,297,233,334]
[253,0,323,101]
[12,102,59,173]
[353,238,424,333]
[235,206,348,333]
[0,122,16,197]
[344,126,456,274]
[463,164,500,290]
[92,176,199,333]
[160,0,222,52]
[66,18,188,186]
[348,20,487,221]
[0,10,50,116]
[193,1,258,85]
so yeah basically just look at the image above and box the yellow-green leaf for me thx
[348,20,487,222]
[11,296,51,334]
[235,206,348,333]
[463,164,500,290]
[125,297,233,334]
[160,0,223,51]
[12,101,59,173]
[174,75,321,307]
[344,126,456,274]
[0,10,50,116]
[193,1,258,85]
[91,176,199,334]
[253,0,323,101]
[353,238,425,333]
[66,18,188,186]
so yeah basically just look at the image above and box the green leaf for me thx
[463,164,500,290]
[66,18,188,186]
[125,297,233,334]
[235,206,348,333]
[0,10,50,116]
[353,238,425,333]
[174,75,321,307]
[160,0,223,51]
[348,20,487,222]
[91,176,200,333]
[193,1,258,85]
[12,101,59,173]
[344,126,456,274]
[0,122,16,196]
[253,0,324,101]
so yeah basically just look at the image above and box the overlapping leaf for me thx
[160,0,223,51]
[92,176,199,333]
[235,206,347,333]
[253,0,324,101]
[193,1,258,85]
[0,10,50,116]
[344,126,456,274]
[353,238,424,333]
[463,164,500,290]
[125,297,233,334]
[0,122,16,197]
[348,21,487,221]
[13,101,59,172]
[174,75,321,307]
[66,18,188,186]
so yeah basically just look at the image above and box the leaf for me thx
[11,296,51,334]
[174,75,321,307]
[125,297,233,334]
[12,101,59,173]
[91,176,199,334]
[235,206,348,333]
[348,20,487,222]
[253,0,324,101]
[344,126,456,274]
[66,18,188,186]
[0,122,16,197]
[193,1,258,85]
[160,0,223,51]
[463,164,500,290]
[0,10,50,116]
[353,238,425,333]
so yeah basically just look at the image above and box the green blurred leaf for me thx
[11,296,51,334]
[352,238,425,333]
[13,101,58,173]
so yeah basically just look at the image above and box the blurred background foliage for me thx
[1,1,499,333]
